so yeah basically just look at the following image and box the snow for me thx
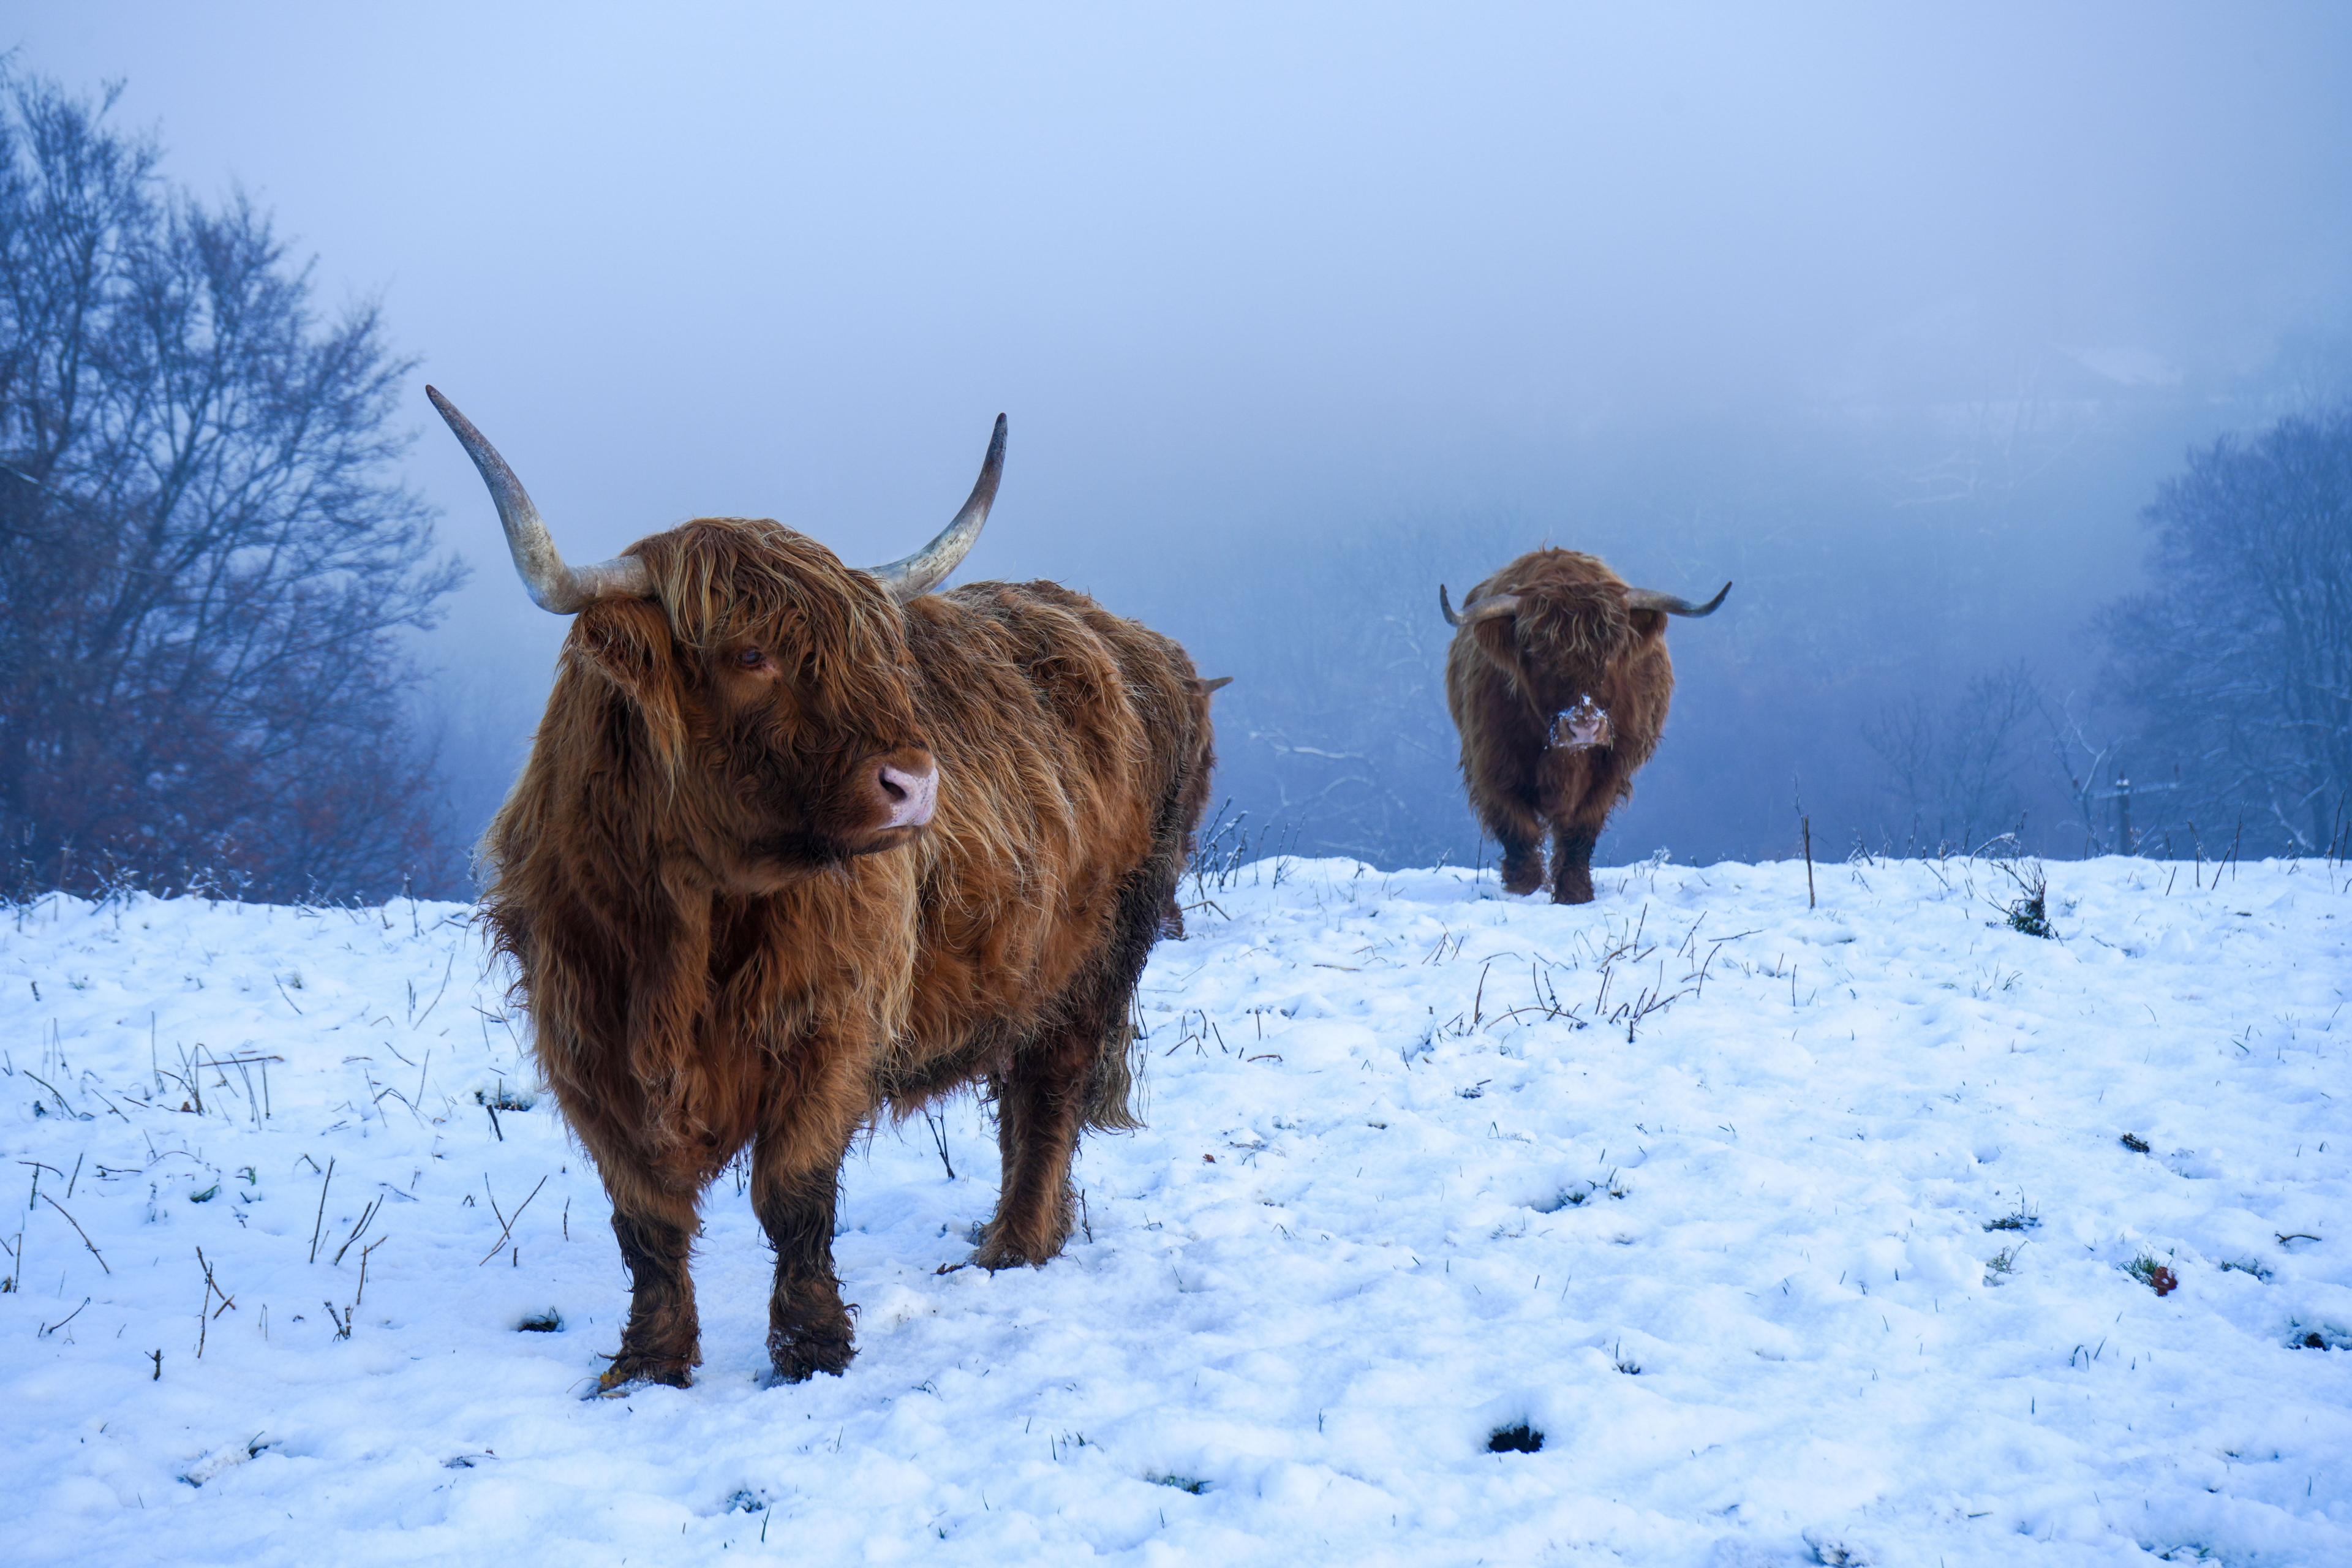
[2,854,2348,1566]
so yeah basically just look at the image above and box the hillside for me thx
[3,856,2348,1566]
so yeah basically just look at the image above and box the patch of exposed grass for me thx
[1996,859,2053,938]
[1487,1422,1544,1454]
[2126,1253,2180,1297]
[1531,1172,1627,1213]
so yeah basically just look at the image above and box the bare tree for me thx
[2099,410,2352,852]
[0,69,463,899]
[1864,661,2047,853]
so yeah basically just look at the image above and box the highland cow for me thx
[431,390,1218,1390]
[1441,549,1728,903]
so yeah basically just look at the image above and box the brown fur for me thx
[1445,549,1679,904]
[481,518,1216,1389]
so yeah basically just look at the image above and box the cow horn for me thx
[1625,581,1732,617]
[1439,584,1523,627]
[866,415,1006,603]
[427,386,652,613]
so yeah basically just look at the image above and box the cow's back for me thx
[894,579,1205,1072]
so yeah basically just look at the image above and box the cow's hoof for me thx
[1550,887,1596,906]
[1499,858,1544,896]
[971,1227,1064,1272]
[597,1351,695,1393]
[971,1245,1042,1273]
[768,1322,855,1384]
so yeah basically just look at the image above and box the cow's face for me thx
[1472,576,1656,717]
[1443,548,1730,738]
[426,391,1004,892]
[573,519,936,889]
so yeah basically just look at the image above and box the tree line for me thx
[1,69,462,900]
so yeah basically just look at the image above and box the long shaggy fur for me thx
[1445,548,1678,904]
[481,520,1216,1387]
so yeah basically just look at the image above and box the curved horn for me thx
[428,386,652,614]
[866,415,1006,603]
[1440,584,1524,628]
[1625,581,1732,618]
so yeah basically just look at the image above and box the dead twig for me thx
[922,1107,956,1181]
[307,1157,336,1264]
[196,1246,235,1357]
[478,1175,549,1265]
[356,1236,385,1306]
[39,1296,90,1337]
[39,1193,108,1275]
[412,951,456,1029]
[333,1196,383,1266]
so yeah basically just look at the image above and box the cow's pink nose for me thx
[876,761,938,829]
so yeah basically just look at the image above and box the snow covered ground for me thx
[2,854,2348,1566]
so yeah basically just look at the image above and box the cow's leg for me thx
[600,1181,703,1391]
[1498,832,1546,896]
[1548,823,1599,904]
[1477,774,1548,895]
[750,1133,856,1382]
[1485,793,1546,894]
[1550,780,1619,903]
[1550,755,1628,905]
[979,865,1170,1268]
[974,1020,1094,1269]
[749,1049,869,1383]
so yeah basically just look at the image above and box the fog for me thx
[18,3,2352,880]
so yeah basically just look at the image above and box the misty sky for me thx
[14,3,2352,853]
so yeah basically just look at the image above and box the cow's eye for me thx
[736,647,767,670]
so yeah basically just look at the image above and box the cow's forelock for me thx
[1513,583,1632,689]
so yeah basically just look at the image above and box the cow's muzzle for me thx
[1548,696,1613,752]
[876,760,938,830]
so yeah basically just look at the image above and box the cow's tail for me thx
[1081,1008,1147,1132]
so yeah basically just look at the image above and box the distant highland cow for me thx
[432,390,1218,1390]
[1441,549,1728,903]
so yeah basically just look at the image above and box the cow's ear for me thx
[1629,608,1668,642]
[1469,612,1521,665]
[572,598,688,760]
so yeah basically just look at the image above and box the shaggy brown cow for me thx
[1441,549,1728,904]
[431,390,1217,1390]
